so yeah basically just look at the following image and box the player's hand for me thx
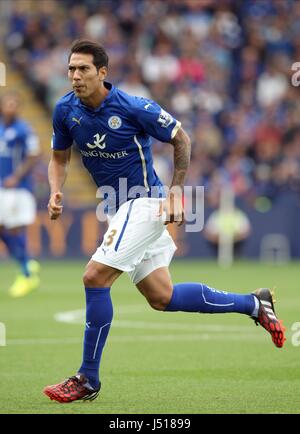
[158,189,184,226]
[3,175,19,188]
[48,192,63,220]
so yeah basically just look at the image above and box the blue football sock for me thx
[0,230,30,277]
[165,283,255,315]
[78,287,113,389]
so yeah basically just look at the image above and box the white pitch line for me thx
[112,319,256,333]
[6,337,81,346]
[6,333,266,346]
[54,309,256,332]
[54,305,149,324]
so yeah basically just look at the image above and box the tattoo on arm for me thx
[170,127,191,189]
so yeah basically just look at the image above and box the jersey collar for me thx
[75,81,116,113]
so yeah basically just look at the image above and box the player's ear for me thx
[98,66,107,81]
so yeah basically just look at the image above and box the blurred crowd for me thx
[3,0,300,208]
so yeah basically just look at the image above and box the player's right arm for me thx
[48,148,71,220]
[48,102,73,220]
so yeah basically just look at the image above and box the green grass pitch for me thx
[0,260,299,414]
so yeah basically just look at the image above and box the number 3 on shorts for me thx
[104,229,118,246]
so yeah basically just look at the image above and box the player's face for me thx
[68,53,107,98]
[0,96,19,119]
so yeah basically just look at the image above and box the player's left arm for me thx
[131,97,191,225]
[160,127,191,225]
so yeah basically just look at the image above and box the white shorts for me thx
[0,188,37,229]
[92,197,177,284]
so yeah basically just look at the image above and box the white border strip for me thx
[134,135,150,192]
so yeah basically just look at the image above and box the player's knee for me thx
[83,269,97,287]
[83,268,108,288]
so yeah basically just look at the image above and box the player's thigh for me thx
[83,259,123,287]
[92,198,165,274]
[136,266,173,310]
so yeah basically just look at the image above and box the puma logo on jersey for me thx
[86,133,107,150]
[144,103,152,110]
[72,116,82,126]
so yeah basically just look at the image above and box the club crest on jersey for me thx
[157,109,173,128]
[86,133,107,149]
[108,116,122,129]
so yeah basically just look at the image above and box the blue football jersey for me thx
[51,82,181,213]
[0,118,40,191]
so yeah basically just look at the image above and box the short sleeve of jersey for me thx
[51,103,73,150]
[132,97,181,142]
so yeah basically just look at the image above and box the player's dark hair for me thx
[69,39,109,71]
